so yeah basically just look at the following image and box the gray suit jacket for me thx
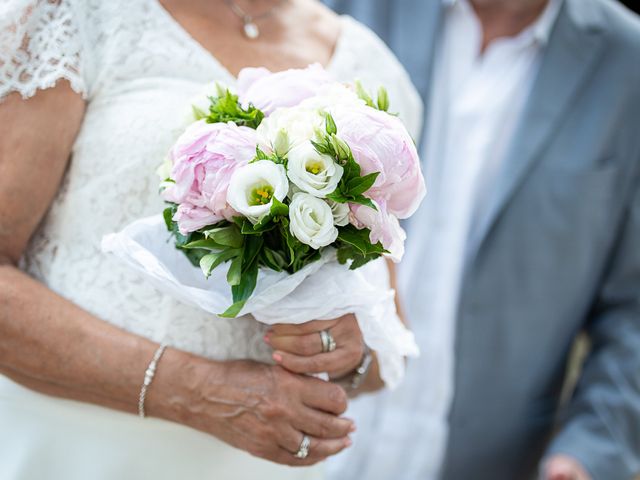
[323,0,640,478]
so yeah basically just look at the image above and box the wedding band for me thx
[320,330,337,353]
[295,435,311,459]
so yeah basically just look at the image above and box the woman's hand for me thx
[149,353,354,466]
[265,315,367,380]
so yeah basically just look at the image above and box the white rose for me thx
[287,142,343,198]
[257,105,325,153]
[289,193,338,249]
[227,161,289,224]
[327,200,350,226]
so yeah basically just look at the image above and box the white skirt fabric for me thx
[0,375,323,480]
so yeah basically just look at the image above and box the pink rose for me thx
[350,201,407,262]
[163,120,258,234]
[237,63,333,115]
[332,104,426,219]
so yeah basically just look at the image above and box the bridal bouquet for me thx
[103,64,424,387]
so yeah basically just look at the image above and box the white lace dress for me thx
[0,1,422,479]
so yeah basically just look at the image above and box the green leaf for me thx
[163,206,175,231]
[205,89,265,129]
[200,249,240,277]
[182,238,226,251]
[376,86,390,112]
[355,80,375,108]
[255,146,269,160]
[348,196,378,210]
[260,248,287,271]
[337,225,386,255]
[192,105,208,120]
[325,113,337,135]
[226,254,243,286]
[220,260,259,318]
[203,225,243,248]
[329,135,351,162]
[345,171,380,196]
[326,191,350,204]
[311,139,334,156]
[243,235,264,269]
[269,197,289,217]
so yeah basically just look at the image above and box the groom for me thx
[323,0,640,479]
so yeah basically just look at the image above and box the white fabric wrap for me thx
[102,215,419,389]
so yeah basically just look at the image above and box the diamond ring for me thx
[295,435,311,459]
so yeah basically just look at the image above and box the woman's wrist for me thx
[334,350,385,397]
[143,347,224,424]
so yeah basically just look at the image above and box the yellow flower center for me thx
[305,161,324,175]
[249,185,274,206]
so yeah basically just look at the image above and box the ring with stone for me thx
[294,434,311,459]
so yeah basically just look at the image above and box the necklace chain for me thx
[223,0,286,39]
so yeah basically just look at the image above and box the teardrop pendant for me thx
[243,21,260,40]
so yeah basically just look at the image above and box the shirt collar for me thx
[442,0,563,46]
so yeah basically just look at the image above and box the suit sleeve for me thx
[544,173,640,479]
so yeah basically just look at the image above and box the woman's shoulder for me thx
[0,0,160,102]
[334,15,424,140]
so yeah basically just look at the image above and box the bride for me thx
[0,0,422,478]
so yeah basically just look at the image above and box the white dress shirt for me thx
[327,1,562,479]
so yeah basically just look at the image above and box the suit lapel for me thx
[466,0,607,262]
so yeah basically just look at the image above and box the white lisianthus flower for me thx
[289,193,338,249]
[287,142,343,198]
[327,200,350,227]
[257,105,325,152]
[227,161,289,224]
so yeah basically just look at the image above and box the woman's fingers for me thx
[267,332,324,356]
[307,436,352,460]
[273,344,363,377]
[300,377,349,415]
[270,318,339,336]
[273,436,352,467]
[293,407,355,439]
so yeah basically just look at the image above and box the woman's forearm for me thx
[0,259,183,415]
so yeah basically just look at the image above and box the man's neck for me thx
[469,0,550,53]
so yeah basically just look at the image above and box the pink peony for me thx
[350,201,407,262]
[332,104,426,220]
[329,104,425,260]
[162,120,258,234]
[237,63,333,115]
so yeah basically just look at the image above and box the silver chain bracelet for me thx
[138,343,168,418]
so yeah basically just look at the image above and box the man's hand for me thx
[543,454,592,480]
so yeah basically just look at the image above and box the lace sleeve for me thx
[0,0,87,101]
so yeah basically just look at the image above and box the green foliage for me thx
[312,115,379,210]
[250,146,288,167]
[335,225,387,270]
[202,89,264,129]
[355,81,391,113]
[219,235,262,318]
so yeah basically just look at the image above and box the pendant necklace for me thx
[224,0,287,40]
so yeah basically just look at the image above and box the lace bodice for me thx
[1,0,422,362]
